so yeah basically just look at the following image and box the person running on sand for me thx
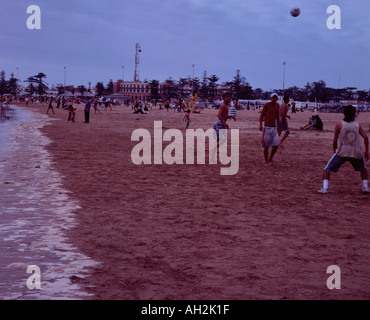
[279,96,291,146]
[46,97,55,114]
[93,97,102,114]
[183,109,191,129]
[259,93,281,166]
[318,105,369,194]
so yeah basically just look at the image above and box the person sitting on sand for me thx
[133,103,147,114]
[301,115,319,130]
[313,115,323,130]
[302,115,323,131]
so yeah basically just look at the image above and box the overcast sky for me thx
[1,0,369,91]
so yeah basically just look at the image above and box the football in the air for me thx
[290,8,300,17]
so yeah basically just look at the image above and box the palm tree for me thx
[207,74,219,102]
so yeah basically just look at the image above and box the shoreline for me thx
[0,104,98,299]
[8,102,370,300]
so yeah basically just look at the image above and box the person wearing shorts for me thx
[259,93,281,166]
[261,126,280,148]
[210,92,232,162]
[279,96,291,146]
[318,105,369,194]
[214,119,227,141]
[213,92,232,142]
[324,155,366,174]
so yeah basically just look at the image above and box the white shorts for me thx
[261,126,279,148]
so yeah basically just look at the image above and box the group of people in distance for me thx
[215,92,369,194]
[300,114,323,131]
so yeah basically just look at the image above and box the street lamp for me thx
[192,64,195,96]
[16,67,19,99]
[338,74,341,89]
[122,65,124,82]
[282,62,286,99]
[64,66,66,89]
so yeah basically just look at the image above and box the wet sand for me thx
[11,102,370,300]
[0,106,97,300]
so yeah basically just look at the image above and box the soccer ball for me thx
[290,8,300,17]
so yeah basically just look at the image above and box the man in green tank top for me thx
[318,105,369,194]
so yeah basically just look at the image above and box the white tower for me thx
[134,43,141,82]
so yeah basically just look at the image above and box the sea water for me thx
[0,105,99,300]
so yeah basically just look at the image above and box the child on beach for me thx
[183,110,191,129]
[66,103,76,123]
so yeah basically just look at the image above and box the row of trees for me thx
[0,71,19,96]
[0,71,49,96]
[148,70,370,103]
[57,79,114,96]
[274,81,370,103]
[0,70,115,98]
[147,70,251,102]
[1,69,370,103]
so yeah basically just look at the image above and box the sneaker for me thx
[363,186,370,194]
[318,187,328,194]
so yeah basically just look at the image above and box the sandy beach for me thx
[7,101,370,300]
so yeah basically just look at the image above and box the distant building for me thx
[113,80,150,100]
[113,80,171,101]
[111,80,232,102]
